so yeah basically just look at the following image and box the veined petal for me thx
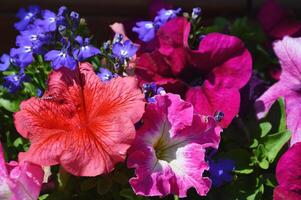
[14,62,145,176]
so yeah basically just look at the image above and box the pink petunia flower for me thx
[135,17,252,127]
[127,93,222,197]
[14,62,145,177]
[274,142,301,200]
[0,143,44,200]
[255,36,301,145]
[258,0,301,39]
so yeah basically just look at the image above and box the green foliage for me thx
[206,98,290,200]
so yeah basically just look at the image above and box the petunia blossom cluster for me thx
[0,3,272,200]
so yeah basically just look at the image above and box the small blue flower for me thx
[3,73,26,93]
[16,26,51,47]
[56,6,68,26]
[154,8,181,26]
[10,41,36,68]
[132,21,156,42]
[192,7,202,20]
[97,68,115,82]
[70,11,80,28]
[35,10,57,32]
[209,159,235,187]
[112,40,138,60]
[14,5,40,31]
[0,54,11,71]
[73,36,100,61]
[36,88,43,97]
[44,42,77,70]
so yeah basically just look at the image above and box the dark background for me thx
[0,0,300,54]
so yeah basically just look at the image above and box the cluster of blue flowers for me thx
[0,5,101,93]
[132,8,182,42]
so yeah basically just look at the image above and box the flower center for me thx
[120,49,128,57]
[153,121,185,162]
[178,66,205,87]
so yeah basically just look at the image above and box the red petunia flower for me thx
[135,17,252,127]
[14,62,145,176]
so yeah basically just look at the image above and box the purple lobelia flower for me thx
[255,36,301,146]
[14,5,40,31]
[0,54,10,71]
[132,21,156,42]
[16,26,51,47]
[35,10,57,32]
[209,159,235,187]
[154,8,181,26]
[112,40,138,60]
[97,67,116,82]
[3,73,26,93]
[73,36,100,61]
[10,41,35,69]
[44,41,77,70]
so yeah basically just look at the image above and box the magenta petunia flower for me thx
[135,17,252,127]
[0,142,44,200]
[127,93,222,197]
[255,36,301,145]
[258,0,301,39]
[274,142,301,200]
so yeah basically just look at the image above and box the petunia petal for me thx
[275,142,301,199]
[273,36,301,85]
[185,82,240,128]
[14,62,145,176]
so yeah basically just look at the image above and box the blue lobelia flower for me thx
[35,10,57,32]
[70,11,80,29]
[16,26,52,48]
[154,8,181,26]
[192,7,202,20]
[97,67,116,82]
[10,40,37,69]
[44,42,77,70]
[3,73,26,93]
[36,88,43,97]
[112,40,138,60]
[56,6,68,27]
[0,54,11,71]
[14,5,40,31]
[73,36,100,61]
[209,159,235,187]
[132,21,156,42]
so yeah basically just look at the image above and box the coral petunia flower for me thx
[127,93,222,197]
[274,142,301,200]
[14,62,145,176]
[135,17,252,127]
[255,36,301,145]
[0,142,44,200]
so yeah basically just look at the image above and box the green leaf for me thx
[0,98,20,112]
[254,144,269,169]
[261,130,291,163]
[39,194,49,200]
[277,98,286,132]
[13,138,23,148]
[259,122,272,138]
